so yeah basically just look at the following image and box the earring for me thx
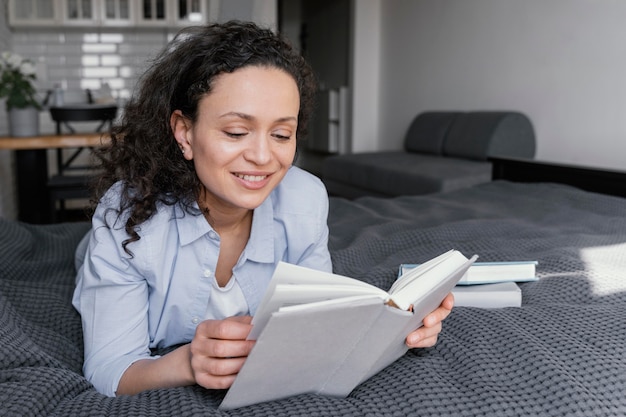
[181,149,185,154]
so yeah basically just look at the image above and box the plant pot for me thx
[8,107,40,137]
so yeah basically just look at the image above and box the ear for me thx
[170,110,193,160]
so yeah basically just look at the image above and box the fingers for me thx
[406,322,442,348]
[441,292,455,310]
[189,316,255,389]
[422,293,454,327]
[406,293,455,348]
[192,356,247,390]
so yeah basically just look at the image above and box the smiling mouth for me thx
[234,173,268,182]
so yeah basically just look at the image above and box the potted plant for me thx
[0,52,41,137]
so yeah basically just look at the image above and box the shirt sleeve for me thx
[72,192,156,397]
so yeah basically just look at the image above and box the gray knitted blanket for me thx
[1,180,625,416]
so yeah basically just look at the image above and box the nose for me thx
[244,133,272,165]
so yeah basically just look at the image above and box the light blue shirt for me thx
[72,166,332,397]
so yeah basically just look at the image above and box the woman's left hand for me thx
[405,292,454,348]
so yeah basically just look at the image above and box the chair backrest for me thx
[49,104,118,173]
[49,104,118,134]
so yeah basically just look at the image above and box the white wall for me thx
[219,0,277,31]
[350,0,382,153]
[372,0,626,171]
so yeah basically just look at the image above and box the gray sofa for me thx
[322,111,536,198]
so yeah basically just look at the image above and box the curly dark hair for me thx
[91,20,317,254]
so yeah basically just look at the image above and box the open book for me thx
[220,249,477,410]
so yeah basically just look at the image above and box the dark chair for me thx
[48,104,117,221]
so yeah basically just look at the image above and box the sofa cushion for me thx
[443,111,535,160]
[404,112,462,155]
[322,151,492,197]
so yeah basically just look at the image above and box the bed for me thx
[1,158,625,416]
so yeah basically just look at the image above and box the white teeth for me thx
[236,174,266,182]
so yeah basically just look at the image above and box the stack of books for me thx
[399,260,538,308]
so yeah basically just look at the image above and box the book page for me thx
[389,251,477,310]
[249,285,387,339]
[250,262,385,340]
[388,249,457,294]
[277,294,385,314]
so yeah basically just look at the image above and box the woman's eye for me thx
[273,132,292,140]
[224,131,247,138]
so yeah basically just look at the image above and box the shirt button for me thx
[191,317,200,324]
[203,269,212,278]
[208,231,218,240]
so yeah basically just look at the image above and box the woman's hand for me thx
[405,293,454,348]
[190,315,255,390]
[116,315,254,396]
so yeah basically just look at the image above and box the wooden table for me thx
[0,133,110,150]
[0,133,110,224]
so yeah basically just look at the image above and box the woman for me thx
[73,20,454,397]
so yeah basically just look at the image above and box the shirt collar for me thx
[175,202,212,246]
[174,198,275,264]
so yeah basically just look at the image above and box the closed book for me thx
[400,261,538,285]
[452,281,522,308]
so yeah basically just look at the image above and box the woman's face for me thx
[173,66,300,213]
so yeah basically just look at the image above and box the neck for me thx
[207,208,253,235]
[198,192,253,235]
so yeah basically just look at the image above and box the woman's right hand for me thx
[189,315,255,390]
[116,315,255,395]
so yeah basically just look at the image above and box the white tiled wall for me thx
[3,28,174,136]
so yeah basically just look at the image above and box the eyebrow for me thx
[219,112,297,123]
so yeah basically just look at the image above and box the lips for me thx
[233,172,272,190]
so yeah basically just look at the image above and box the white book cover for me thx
[452,281,522,308]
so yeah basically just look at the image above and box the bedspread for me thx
[1,180,625,416]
